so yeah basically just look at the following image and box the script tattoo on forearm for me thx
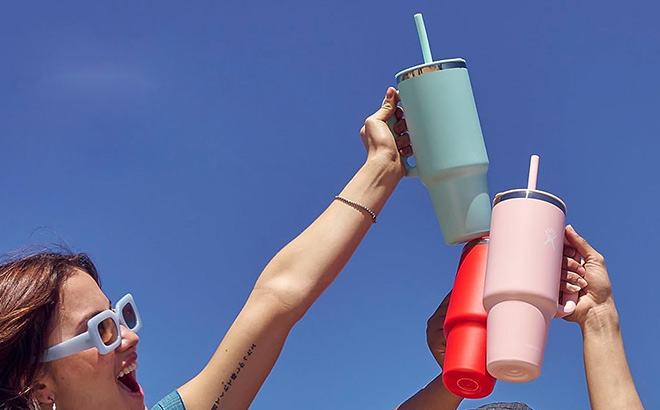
[210,343,257,410]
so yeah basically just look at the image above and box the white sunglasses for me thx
[42,293,142,362]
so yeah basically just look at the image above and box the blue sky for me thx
[1,2,659,409]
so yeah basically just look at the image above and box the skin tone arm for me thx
[562,225,645,410]
[177,87,412,410]
[395,292,464,410]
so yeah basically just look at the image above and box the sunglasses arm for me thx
[42,332,93,362]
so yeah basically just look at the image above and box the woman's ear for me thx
[33,381,55,408]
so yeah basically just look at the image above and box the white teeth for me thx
[117,362,138,379]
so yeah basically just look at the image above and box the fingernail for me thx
[386,88,394,99]
[577,278,588,288]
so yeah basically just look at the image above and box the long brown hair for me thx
[0,251,100,410]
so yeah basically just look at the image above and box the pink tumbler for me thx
[482,155,577,382]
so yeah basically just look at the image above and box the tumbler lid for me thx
[395,58,467,84]
[493,189,566,214]
[460,236,489,259]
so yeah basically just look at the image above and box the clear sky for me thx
[1,1,659,409]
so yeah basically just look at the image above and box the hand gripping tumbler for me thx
[482,155,577,382]
[388,14,491,245]
[443,237,496,398]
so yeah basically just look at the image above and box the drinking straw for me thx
[414,13,433,64]
[527,155,540,190]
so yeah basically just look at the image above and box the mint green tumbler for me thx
[393,58,491,244]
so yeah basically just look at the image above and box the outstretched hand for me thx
[359,87,412,175]
[562,225,615,327]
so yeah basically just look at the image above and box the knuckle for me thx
[364,117,378,129]
[593,253,606,265]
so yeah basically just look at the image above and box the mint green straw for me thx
[414,13,433,64]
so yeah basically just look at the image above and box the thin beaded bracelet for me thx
[334,195,377,224]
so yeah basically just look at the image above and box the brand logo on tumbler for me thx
[544,227,557,250]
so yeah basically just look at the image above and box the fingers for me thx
[564,225,605,266]
[561,269,588,291]
[395,106,404,120]
[369,87,399,123]
[561,240,588,293]
[393,123,412,157]
[361,87,414,159]
[562,248,586,275]
[427,291,452,367]
[427,291,452,331]
[361,87,402,140]
[359,88,398,140]
[393,118,408,135]
[391,108,412,157]
[560,279,582,293]
[395,133,413,157]
[562,242,581,262]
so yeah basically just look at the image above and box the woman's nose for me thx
[117,325,139,351]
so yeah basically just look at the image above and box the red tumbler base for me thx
[442,323,495,399]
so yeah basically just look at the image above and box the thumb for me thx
[565,225,599,262]
[370,87,398,122]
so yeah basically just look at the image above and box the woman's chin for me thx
[116,375,145,405]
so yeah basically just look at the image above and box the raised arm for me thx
[177,87,410,410]
[563,225,645,410]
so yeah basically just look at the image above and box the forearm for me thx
[253,156,402,322]
[178,158,401,409]
[581,303,644,410]
[395,374,463,410]
[179,294,293,410]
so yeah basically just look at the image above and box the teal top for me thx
[146,391,532,410]
[150,390,186,410]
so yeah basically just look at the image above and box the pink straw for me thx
[527,155,540,190]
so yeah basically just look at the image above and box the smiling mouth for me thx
[117,362,141,394]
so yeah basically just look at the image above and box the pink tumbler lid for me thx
[493,189,566,214]
[492,155,567,213]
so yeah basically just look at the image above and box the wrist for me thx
[579,299,620,337]
[397,374,463,410]
[364,152,405,181]
[336,154,402,223]
[438,373,464,404]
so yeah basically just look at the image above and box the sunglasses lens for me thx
[121,303,137,330]
[97,317,118,346]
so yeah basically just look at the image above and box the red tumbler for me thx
[442,237,495,398]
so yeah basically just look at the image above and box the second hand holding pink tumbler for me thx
[482,155,577,383]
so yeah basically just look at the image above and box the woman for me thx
[0,87,411,410]
[397,226,645,410]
